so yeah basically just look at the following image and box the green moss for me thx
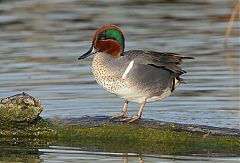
[0,105,42,122]
[0,119,57,138]
[0,92,42,122]
[0,120,239,155]
[56,124,240,155]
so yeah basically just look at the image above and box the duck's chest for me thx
[92,55,127,93]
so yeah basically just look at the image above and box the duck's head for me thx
[78,25,125,60]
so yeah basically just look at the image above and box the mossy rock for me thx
[0,92,42,122]
[0,118,57,138]
[56,123,240,155]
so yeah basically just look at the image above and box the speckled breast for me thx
[92,54,127,94]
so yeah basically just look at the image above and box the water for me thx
[0,0,239,162]
[3,146,240,163]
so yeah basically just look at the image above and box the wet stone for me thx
[0,92,42,122]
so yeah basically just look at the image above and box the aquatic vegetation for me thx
[0,92,42,122]
[0,119,56,138]
[0,119,239,155]
[57,124,240,155]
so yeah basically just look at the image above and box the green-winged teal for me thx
[78,25,193,122]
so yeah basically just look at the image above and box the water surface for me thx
[0,0,239,162]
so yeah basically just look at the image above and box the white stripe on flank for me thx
[122,60,134,79]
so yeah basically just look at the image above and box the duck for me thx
[78,24,193,122]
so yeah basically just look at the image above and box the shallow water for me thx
[2,145,240,163]
[0,0,239,162]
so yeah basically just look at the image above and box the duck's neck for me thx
[93,52,113,67]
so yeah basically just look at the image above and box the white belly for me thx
[114,85,172,103]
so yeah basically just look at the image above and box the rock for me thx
[0,92,42,122]
[49,116,240,137]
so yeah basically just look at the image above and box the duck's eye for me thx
[98,35,106,40]
[98,31,108,40]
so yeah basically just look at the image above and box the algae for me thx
[0,119,57,138]
[56,124,240,155]
[0,119,239,155]
[0,92,42,122]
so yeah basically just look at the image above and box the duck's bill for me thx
[78,46,98,60]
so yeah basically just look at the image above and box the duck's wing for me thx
[122,50,194,75]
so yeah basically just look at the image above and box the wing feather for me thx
[122,50,193,74]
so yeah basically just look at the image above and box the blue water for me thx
[0,0,239,162]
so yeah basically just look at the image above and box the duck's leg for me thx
[109,100,129,119]
[121,99,146,122]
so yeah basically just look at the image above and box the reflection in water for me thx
[123,153,143,163]
[3,147,238,163]
[39,147,240,162]
[0,146,40,163]
[1,144,240,162]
